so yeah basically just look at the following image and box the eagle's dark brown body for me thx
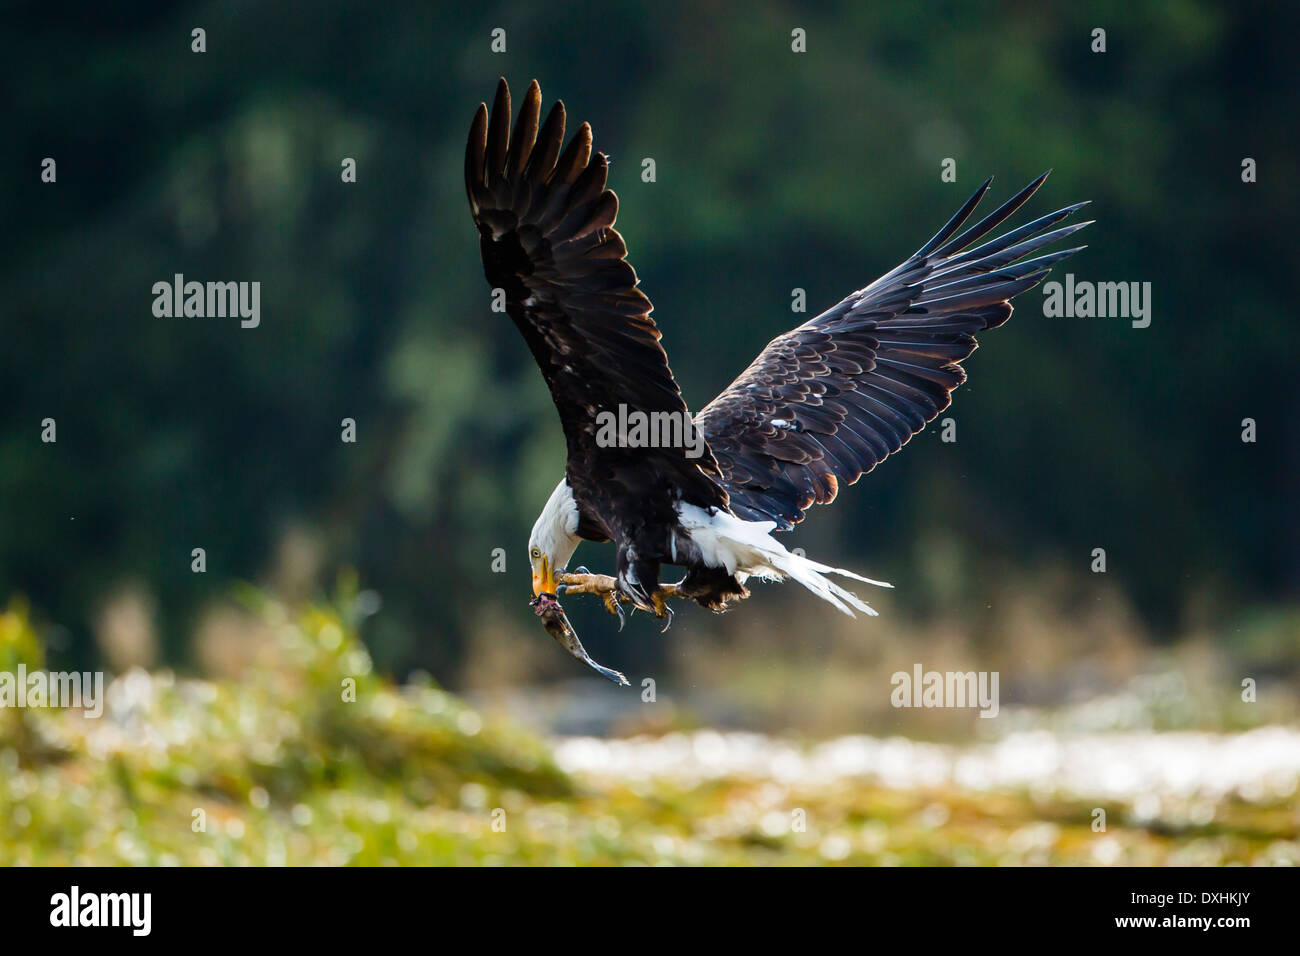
[466,78,1089,614]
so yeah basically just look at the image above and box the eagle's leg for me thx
[557,571,627,630]
[556,571,619,597]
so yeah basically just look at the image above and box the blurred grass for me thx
[1,588,1296,865]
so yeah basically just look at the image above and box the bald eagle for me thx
[466,78,1089,634]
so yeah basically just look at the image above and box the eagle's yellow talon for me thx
[650,584,680,631]
[650,584,679,617]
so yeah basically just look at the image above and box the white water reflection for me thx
[554,726,1300,803]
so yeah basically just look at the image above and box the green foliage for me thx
[1,588,575,864]
[0,600,44,675]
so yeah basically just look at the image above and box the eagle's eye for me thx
[530,547,541,560]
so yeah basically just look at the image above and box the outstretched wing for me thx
[695,173,1090,529]
[466,78,725,510]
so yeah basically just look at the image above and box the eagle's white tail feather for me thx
[675,503,890,618]
[812,563,894,589]
[757,546,879,617]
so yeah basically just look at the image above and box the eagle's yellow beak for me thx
[532,555,557,596]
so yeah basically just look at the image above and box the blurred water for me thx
[553,727,1300,804]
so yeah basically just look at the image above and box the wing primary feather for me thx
[465,104,488,213]
[918,247,1086,300]
[926,220,1093,283]
[914,176,992,258]
[932,170,1050,259]
[937,202,1091,275]
[485,78,511,188]
[552,122,593,185]
[525,101,566,188]
[506,79,541,178]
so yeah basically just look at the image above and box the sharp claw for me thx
[615,603,626,632]
[555,584,567,595]
[574,566,590,575]
[659,605,674,633]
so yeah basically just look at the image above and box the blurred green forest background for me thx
[2,0,1297,713]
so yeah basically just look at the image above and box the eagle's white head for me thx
[529,478,581,596]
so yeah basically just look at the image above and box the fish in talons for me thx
[530,591,629,686]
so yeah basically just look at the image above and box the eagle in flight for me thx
[466,79,1088,672]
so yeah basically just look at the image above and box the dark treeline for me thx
[2,1,1295,678]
